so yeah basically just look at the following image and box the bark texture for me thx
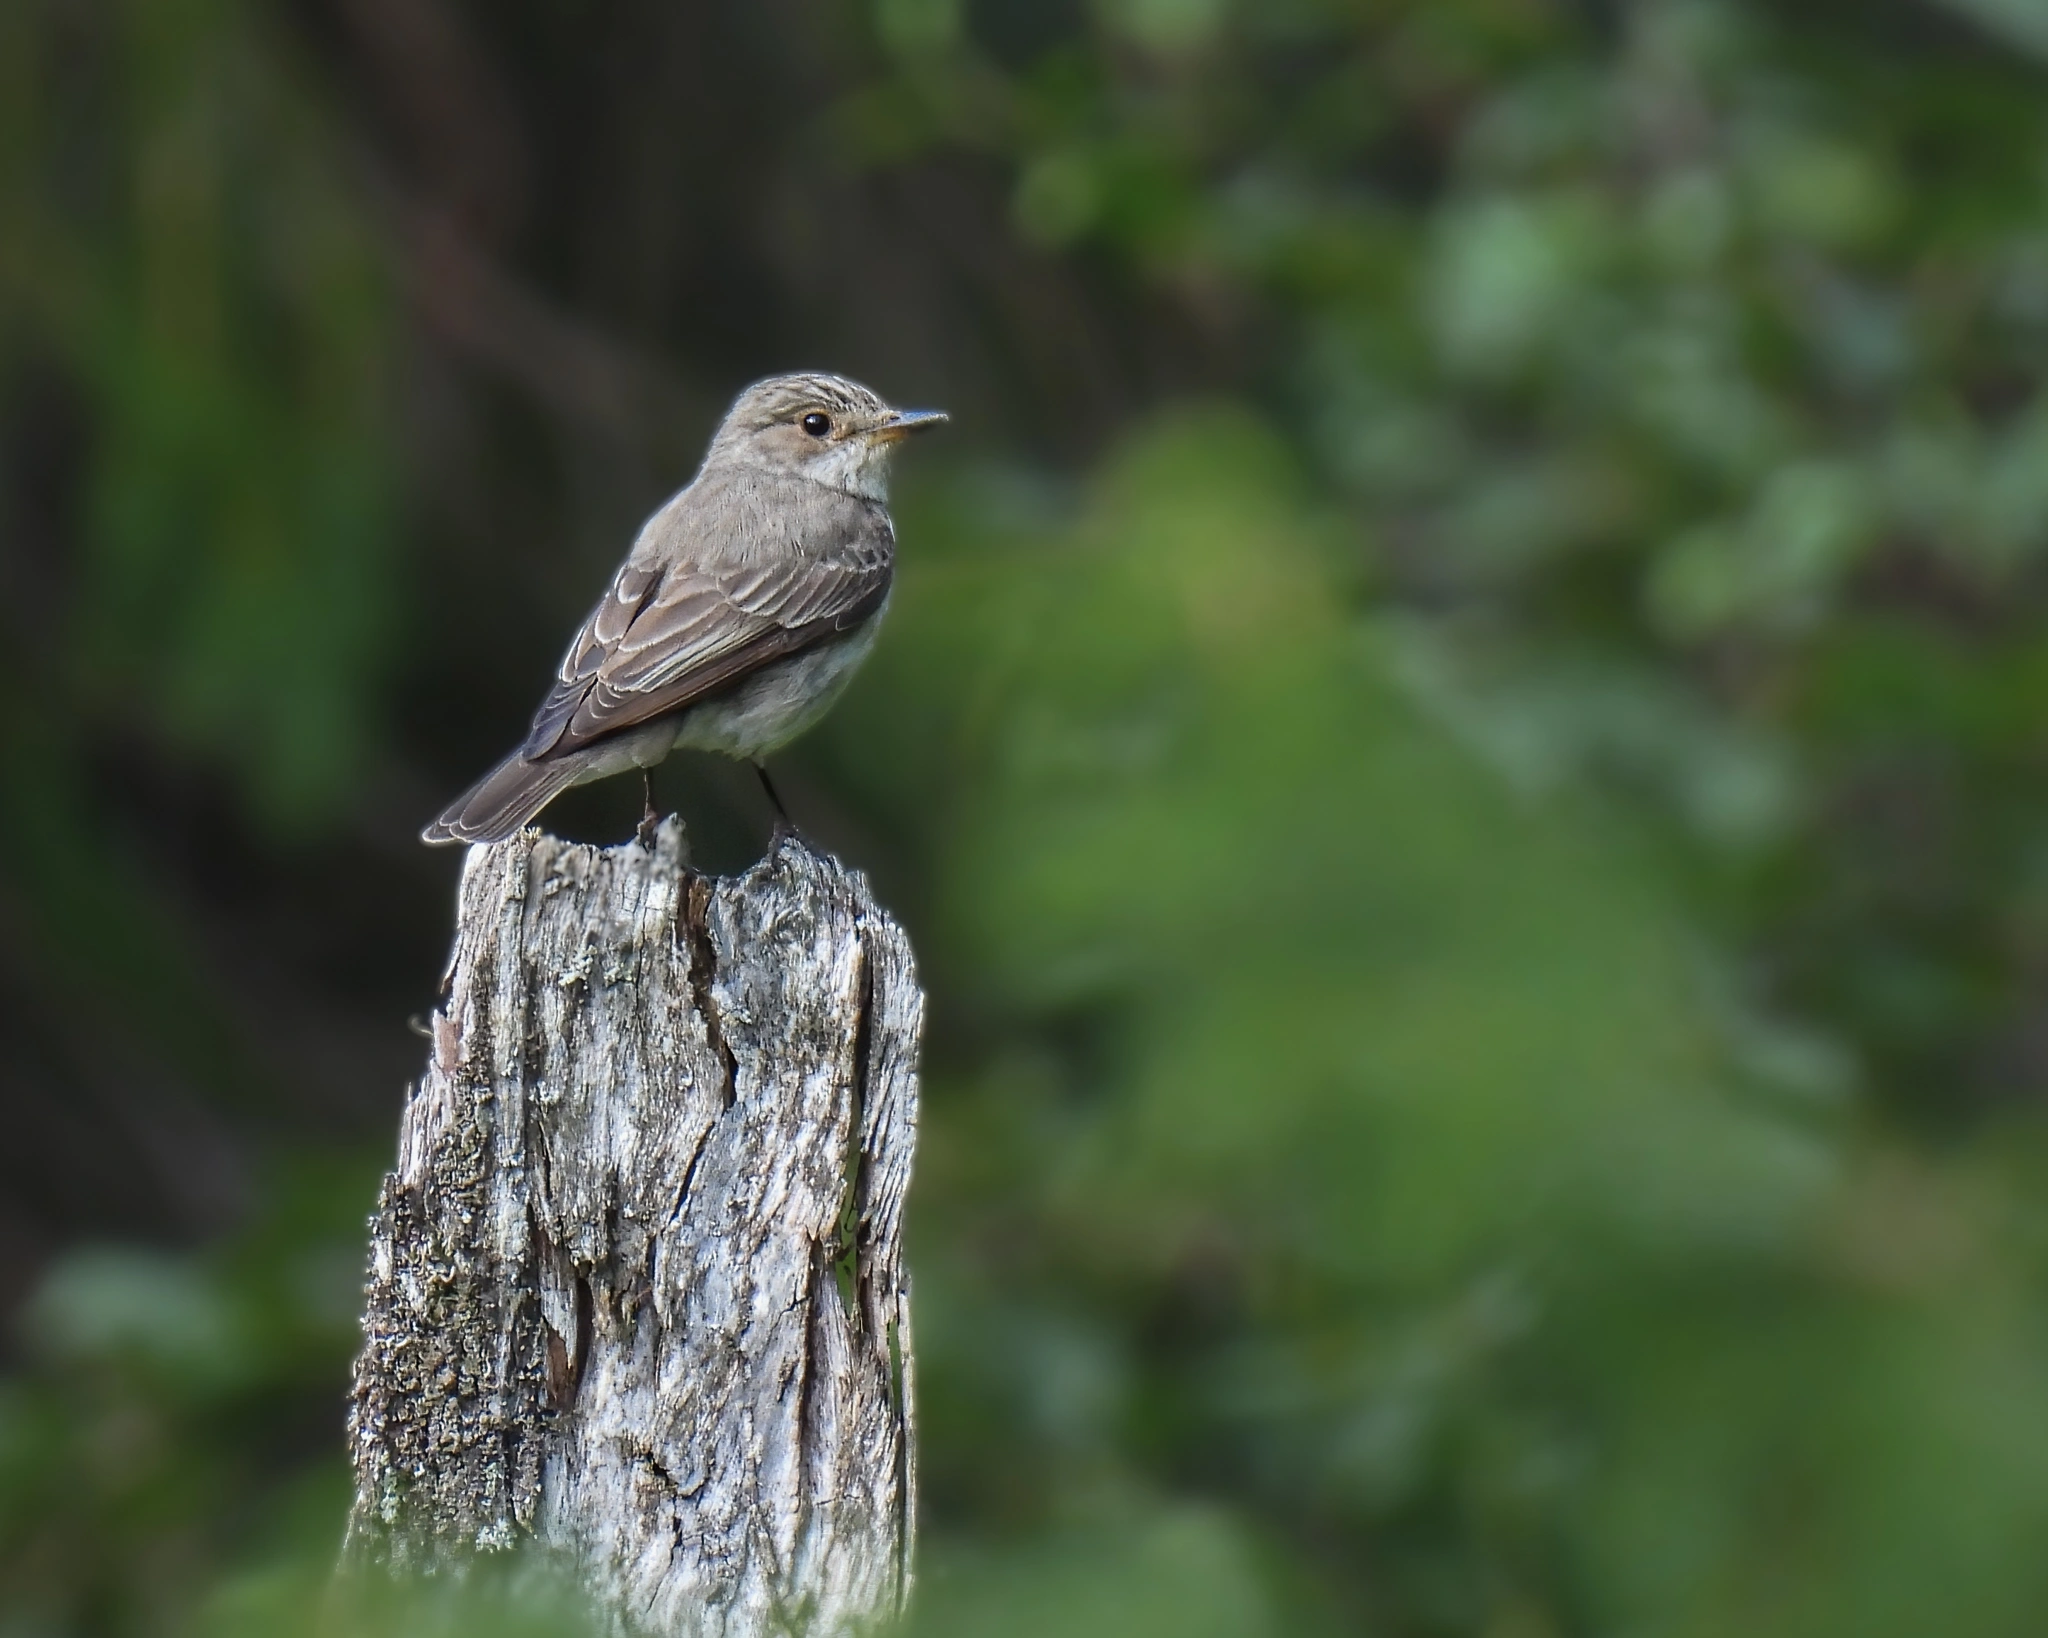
[346,822,920,1638]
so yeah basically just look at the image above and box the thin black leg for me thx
[754,761,792,834]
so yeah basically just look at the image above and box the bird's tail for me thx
[421,753,583,846]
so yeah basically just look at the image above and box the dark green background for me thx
[7,1,2048,1632]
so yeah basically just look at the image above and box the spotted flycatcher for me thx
[423,372,945,845]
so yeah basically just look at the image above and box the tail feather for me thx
[421,753,583,846]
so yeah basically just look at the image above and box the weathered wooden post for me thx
[344,821,920,1637]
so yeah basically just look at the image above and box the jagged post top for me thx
[349,820,923,1638]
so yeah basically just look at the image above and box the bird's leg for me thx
[753,761,794,841]
[635,769,659,851]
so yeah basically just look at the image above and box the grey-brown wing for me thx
[518,522,892,762]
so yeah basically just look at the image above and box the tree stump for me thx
[345,822,921,1638]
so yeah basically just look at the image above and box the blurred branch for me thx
[1924,0,2048,59]
[391,193,708,443]
[328,0,528,241]
[320,0,710,445]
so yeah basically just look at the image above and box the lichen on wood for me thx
[346,821,921,1637]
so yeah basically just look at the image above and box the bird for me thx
[422,372,946,846]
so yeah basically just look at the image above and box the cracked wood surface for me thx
[346,822,921,1637]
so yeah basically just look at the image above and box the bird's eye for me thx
[801,412,831,437]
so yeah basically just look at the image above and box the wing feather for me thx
[518,495,892,763]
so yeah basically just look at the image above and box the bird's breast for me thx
[669,608,889,759]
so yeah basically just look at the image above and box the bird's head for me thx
[705,372,947,499]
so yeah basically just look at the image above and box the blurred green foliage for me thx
[0,0,397,822]
[8,0,2048,1634]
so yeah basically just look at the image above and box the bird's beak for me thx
[874,408,949,441]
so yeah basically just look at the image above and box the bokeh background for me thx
[8,0,2048,1632]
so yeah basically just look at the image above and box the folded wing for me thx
[520,512,893,764]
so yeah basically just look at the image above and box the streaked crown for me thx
[718,373,893,437]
